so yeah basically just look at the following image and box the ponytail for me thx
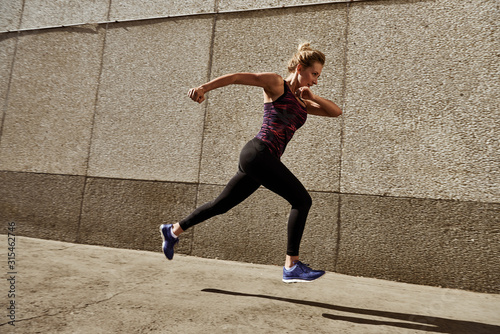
[287,42,325,73]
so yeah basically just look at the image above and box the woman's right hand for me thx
[188,86,205,104]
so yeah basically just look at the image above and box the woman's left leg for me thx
[239,141,312,259]
[244,151,325,281]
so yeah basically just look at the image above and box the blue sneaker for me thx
[159,224,179,260]
[282,261,325,283]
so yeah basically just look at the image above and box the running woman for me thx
[160,43,342,283]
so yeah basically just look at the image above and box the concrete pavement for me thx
[1,235,499,333]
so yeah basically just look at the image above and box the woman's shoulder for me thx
[257,72,284,86]
[260,73,285,101]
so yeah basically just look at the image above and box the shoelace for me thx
[295,261,312,273]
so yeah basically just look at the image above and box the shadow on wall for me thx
[202,289,500,334]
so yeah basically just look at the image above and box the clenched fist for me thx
[294,86,316,101]
[188,87,206,103]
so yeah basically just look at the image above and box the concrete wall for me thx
[1,0,498,293]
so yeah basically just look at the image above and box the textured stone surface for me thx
[190,184,339,268]
[0,34,16,133]
[200,5,347,192]
[88,18,213,182]
[0,171,85,242]
[20,0,110,30]
[110,0,215,22]
[0,0,23,31]
[218,0,280,12]
[78,177,198,252]
[337,194,500,293]
[0,27,105,175]
[342,0,500,202]
[218,0,355,12]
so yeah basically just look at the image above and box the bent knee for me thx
[303,193,312,209]
[294,192,312,210]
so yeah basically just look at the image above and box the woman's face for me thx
[298,62,323,88]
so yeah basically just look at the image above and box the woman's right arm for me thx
[188,72,282,103]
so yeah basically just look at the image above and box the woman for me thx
[160,43,342,283]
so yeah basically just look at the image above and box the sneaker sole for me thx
[282,279,315,283]
[282,273,325,283]
[159,224,168,251]
[159,224,166,242]
[159,224,174,260]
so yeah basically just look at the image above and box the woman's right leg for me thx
[163,140,261,259]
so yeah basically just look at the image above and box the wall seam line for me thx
[75,20,109,244]
[334,2,351,272]
[0,0,25,151]
[189,1,220,255]
[107,0,113,21]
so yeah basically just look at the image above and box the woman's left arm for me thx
[298,87,342,117]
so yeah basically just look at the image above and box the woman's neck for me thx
[285,72,300,92]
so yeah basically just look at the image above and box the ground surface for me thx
[1,236,499,333]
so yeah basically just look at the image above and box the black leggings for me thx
[179,138,312,256]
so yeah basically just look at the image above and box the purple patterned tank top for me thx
[255,80,308,158]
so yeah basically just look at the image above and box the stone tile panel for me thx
[0,171,85,242]
[0,27,105,175]
[78,177,198,253]
[110,0,215,22]
[88,18,214,182]
[0,0,23,31]
[337,194,500,293]
[218,0,360,12]
[20,0,110,30]
[342,0,500,202]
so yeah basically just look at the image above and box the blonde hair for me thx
[287,42,325,73]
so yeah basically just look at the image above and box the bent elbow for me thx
[331,108,342,117]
